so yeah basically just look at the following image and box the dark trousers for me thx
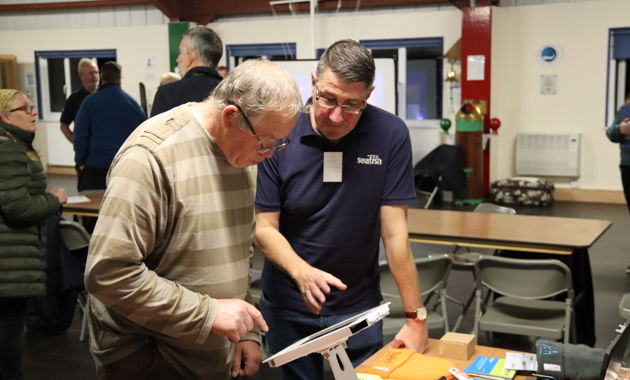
[621,165,630,214]
[77,166,108,193]
[77,166,108,233]
[0,298,28,380]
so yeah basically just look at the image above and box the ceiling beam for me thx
[0,0,150,12]
[0,0,497,24]
[448,0,498,9]
[179,0,458,24]
[150,0,181,21]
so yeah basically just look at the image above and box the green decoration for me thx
[440,118,452,134]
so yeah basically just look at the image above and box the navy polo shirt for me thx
[256,103,416,315]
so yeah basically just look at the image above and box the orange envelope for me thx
[360,348,454,380]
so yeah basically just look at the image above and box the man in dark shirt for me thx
[73,61,145,192]
[255,40,428,380]
[151,26,223,116]
[59,58,99,142]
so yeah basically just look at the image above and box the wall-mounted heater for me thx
[515,133,580,177]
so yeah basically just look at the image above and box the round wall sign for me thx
[538,44,561,65]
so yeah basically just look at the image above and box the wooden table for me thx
[406,208,612,346]
[62,192,103,218]
[356,338,531,379]
[407,208,611,255]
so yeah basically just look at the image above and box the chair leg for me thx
[424,186,439,209]
[451,288,476,332]
[78,291,88,342]
[80,310,88,342]
[472,289,483,337]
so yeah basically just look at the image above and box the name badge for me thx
[323,151,342,182]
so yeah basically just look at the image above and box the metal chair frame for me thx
[472,255,575,344]
[448,202,516,331]
[58,220,91,342]
[379,254,453,334]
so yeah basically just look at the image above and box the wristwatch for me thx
[405,306,428,321]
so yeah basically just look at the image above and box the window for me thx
[361,38,443,125]
[606,28,630,126]
[34,49,116,121]
[226,43,297,69]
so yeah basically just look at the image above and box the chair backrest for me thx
[379,254,452,298]
[473,202,516,215]
[474,255,573,300]
[58,220,91,251]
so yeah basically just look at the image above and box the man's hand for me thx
[620,118,630,136]
[390,319,428,353]
[50,188,68,205]
[211,299,268,343]
[231,340,262,378]
[293,262,347,314]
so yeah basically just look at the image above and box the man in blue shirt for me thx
[73,61,145,192]
[255,40,428,380]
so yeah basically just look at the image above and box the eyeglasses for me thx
[314,85,366,115]
[227,101,290,154]
[9,104,35,114]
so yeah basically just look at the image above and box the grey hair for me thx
[77,58,97,73]
[185,26,223,69]
[316,39,375,88]
[210,59,303,123]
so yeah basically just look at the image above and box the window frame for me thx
[34,49,116,121]
[360,37,444,126]
[605,28,630,126]
[226,43,297,70]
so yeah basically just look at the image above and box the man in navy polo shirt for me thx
[255,39,428,380]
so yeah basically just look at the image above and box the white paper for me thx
[504,352,537,371]
[323,152,342,182]
[467,55,485,81]
[66,195,91,204]
[540,74,558,95]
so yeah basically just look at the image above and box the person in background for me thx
[73,61,146,193]
[151,26,223,116]
[158,72,181,87]
[606,94,630,274]
[217,65,229,78]
[84,59,303,380]
[255,39,428,380]
[0,89,67,380]
[59,58,99,143]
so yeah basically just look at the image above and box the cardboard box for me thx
[439,332,476,360]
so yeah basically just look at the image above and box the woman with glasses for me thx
[0,89,67,380]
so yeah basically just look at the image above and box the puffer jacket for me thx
[0,121,60,298]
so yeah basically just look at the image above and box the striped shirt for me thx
[84,103,258,378]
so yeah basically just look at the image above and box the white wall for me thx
[1,1,627,192]
[491,0,630,191]
[0,23,170,167]
[211,6,461,171]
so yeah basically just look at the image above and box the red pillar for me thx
[460,5,492,196]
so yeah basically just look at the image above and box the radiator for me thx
[515,133,580,177]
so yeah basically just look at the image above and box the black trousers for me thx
[77,166,108,233]
[621,165,630,214]
[77,166,108,193]
[0,298,28,380]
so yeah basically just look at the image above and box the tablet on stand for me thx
[263,303,390,380]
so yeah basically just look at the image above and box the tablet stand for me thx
[320,341,358,380]
[263,303,390,380]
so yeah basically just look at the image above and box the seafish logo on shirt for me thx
[357,154,382,165]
